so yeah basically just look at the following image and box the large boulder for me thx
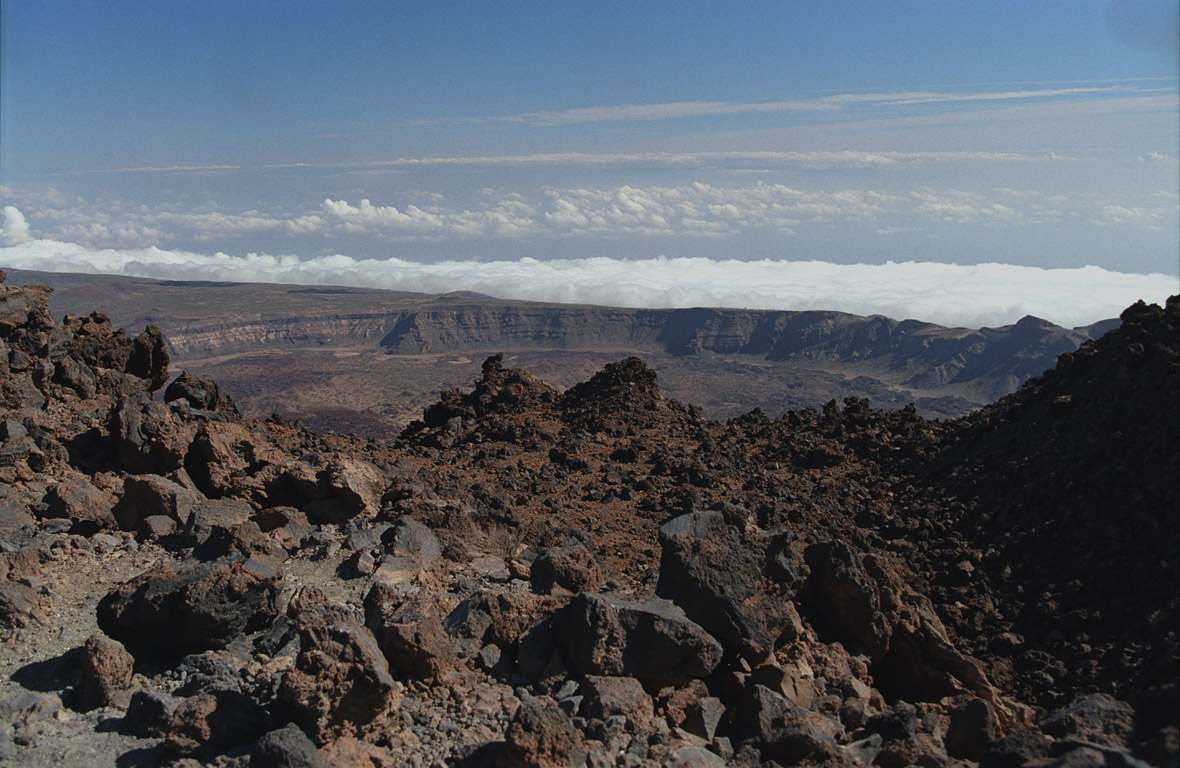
[41,476,117,533]
[164,371,239,416]
[78,634,136,711]
[126,325,170,392]
[657,506,800,662]
[111,394,195,475]
[162,690,272,756]
[578,676,656,734]
[184,421,288,500]
[445,589,568,660]
[96,555,282,660]
[737,684,841,765]
[530,542,603,595]
[496,696,583,768]
[113,474,199,531]
[803,540,892,661]
[364,586,458,680]
[275,607,400,746]
[552,592,723,688]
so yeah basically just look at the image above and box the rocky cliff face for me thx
[0,269,1174,766]
[15,269,1097,402]
[377,303,1096,404]
[161,312,399,358]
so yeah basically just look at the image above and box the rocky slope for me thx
[0,268,1174,767]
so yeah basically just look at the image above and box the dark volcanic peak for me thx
[401,352,561,448]
[0,267,1175,767]
[910,296,1180,711]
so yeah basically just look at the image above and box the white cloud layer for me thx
[0,207,33,246]
[2,239,1175,329]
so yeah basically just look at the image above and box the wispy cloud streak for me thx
[488,86,1133,126]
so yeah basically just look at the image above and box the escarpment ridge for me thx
[6,269,1112,432]
[0,267,1175,766]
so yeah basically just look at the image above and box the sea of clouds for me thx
[2,237,1176,329]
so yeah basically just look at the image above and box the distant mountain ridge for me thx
[1,268,1115,429]
[378,303,1103,402]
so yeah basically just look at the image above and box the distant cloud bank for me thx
[0,207,33,246]
[2,239,1175,329]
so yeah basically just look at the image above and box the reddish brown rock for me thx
[317,736,397,768]
[0,580,44,628]
[0,546,40,583]
[162,690,273,755]
[111,394,196,475]
[579,676,655,734]
[364,587,458,680]
[42,476,117,533]
[78,633,136,711]
[496,696,583,768]
[276,607,400,746]
[113,474,198,531]
[530,542,603,595]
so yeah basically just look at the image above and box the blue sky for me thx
[1,1,1177,325]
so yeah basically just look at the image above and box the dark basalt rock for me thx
[657,505,799,662]
[803,540,893,662]
[551,592,723,688]
[126,324,170,392]
[96,556,282,660]
[165,370,240,416]
[250,723,322,768]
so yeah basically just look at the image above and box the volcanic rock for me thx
[275,606,400,745]
[496,695,583,768]
[96,555,282,660]
[657,505,799,662]
[1041,694,1135,748]
[165,370,240,416]
[0,581,44,628]
[250,723,322,768]
[530,541,603,595]
[110,394,195,475]
[163,689,273,755]
[77,633,136,711]
[113,473,199,531]
[552,592,723,687]
[364,586,458,680]
[41,475,117,533]
[579,675,656,734]
[0,276,1176,766]
[737,684,841,764]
